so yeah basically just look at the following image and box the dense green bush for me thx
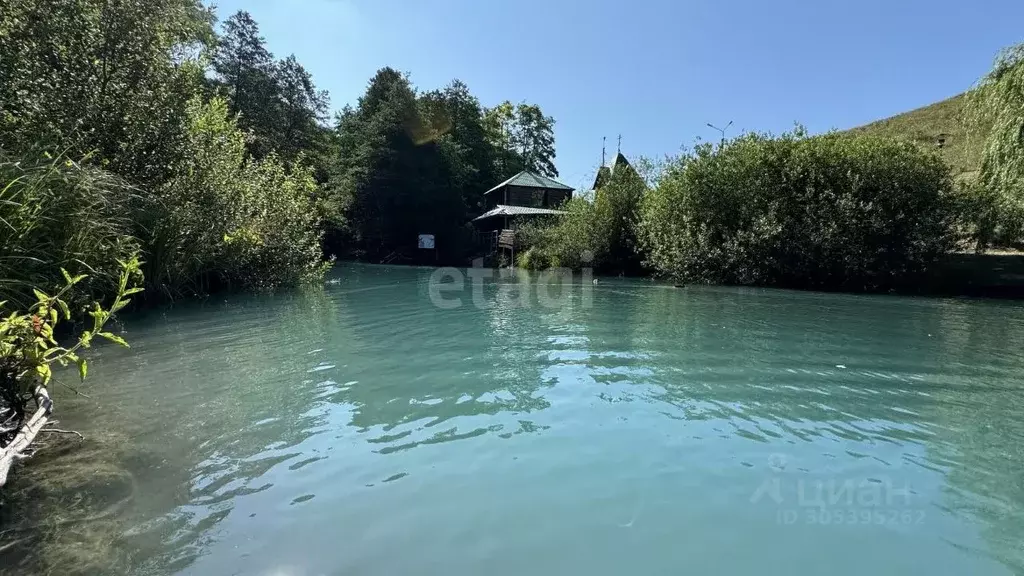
[640,131,959,291]
[517,198,599,270]
[515,246,551,270]
[147,98,326,296]
[0,151,140,309]
[950,178,1003,252]
[518,165,649,273]
[590,163,648,274]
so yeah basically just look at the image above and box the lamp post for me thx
[707,121,733,143]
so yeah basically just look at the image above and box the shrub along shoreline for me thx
[519,123,1024,297]
[641,129,960,293]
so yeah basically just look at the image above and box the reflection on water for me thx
[2,263,1024,575]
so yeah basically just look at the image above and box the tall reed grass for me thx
[0,150,140,308]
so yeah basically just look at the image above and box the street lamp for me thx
[707,121,733,142]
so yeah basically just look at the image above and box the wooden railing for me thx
[472,229,518,254]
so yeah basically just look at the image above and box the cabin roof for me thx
[472,204,566,221]
[484,171,573,195]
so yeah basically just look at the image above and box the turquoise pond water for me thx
[2,263,1024,575]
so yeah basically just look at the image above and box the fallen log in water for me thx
[0,386,52,488]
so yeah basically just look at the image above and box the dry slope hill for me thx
[848,93,987,179]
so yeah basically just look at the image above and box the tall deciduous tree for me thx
[512,103,558,177]
[0,0,215,186]
[419,80,496,213]
[483,101,558,178]
[276,55,331,161]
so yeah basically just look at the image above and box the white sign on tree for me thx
[418,234,435,250]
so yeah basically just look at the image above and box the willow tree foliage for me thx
[967,43,1024,245]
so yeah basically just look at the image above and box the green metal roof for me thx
[484,171,573,195]
[472,205,566,221]
[592,152,632,190]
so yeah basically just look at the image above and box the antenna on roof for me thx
[602,136,606,167]
[617,134,622,155]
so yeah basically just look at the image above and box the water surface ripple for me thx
[2,264,1024,575]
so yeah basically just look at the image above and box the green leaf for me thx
[78,358,88,381]
[97,331,129,348]
[33,288,49,303]
[35,364,52,384]
[61,268,72,284]
[55,298,70,320]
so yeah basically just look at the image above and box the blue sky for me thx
[215,0,1024,190]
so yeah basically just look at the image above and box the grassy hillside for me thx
[848,93,987,179]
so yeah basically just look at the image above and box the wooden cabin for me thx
[472,171,573,252]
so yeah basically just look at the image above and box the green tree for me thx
[512,103,558,178]
[276,55,331,162]
[328,68,466,262]
[212,11,332,167]
[0,0,214,187]
[483,101,558,178]
[419,80,497,214]
[966,43,1024,246]
[148,97,325,296]
[212,10,282,159]
[518,159,650,274]
[591,160,648,274]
